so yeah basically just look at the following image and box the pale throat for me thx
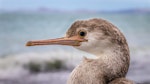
[87,46,123,65]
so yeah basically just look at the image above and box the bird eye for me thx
[78,30,87,37]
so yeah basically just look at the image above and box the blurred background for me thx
[0,0,150,84]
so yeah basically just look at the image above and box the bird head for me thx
[26,18,128,56]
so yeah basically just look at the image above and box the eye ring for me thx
[78,30,87,37]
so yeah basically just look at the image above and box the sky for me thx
[0,0,150,11]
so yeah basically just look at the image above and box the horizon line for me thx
[0,7,150,12]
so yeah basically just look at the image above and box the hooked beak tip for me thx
[26,41,33,46]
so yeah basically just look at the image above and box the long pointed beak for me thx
[26,36,87,46]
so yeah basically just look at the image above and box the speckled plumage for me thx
[66,18,133,84]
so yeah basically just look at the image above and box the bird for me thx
[26,18,134,84]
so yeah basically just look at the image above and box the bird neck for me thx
[92,45,130,79]
[96,46,122,64]
[92,45,129,65]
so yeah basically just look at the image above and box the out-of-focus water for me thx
[0,12,150,84]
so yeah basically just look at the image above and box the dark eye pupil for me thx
[80,32,86,36]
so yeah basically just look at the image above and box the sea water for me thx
[0,12,150,84]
